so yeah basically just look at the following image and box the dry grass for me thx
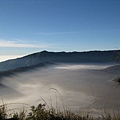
[0,85,120,120]
[0,101,120,120]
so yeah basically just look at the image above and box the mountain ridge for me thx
[0,50,119,72]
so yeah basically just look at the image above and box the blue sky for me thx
[0,0,120,60]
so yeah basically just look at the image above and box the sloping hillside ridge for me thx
[0,50,119,71]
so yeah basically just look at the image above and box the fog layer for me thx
[0,64,120,113]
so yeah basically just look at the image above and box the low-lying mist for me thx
[0,63,120,113]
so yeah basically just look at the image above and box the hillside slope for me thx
[0,50,119,71]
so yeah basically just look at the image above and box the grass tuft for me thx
[0,102,120,120]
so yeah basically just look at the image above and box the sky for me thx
[0,0,120,61]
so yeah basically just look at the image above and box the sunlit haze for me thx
[0,55,24,62]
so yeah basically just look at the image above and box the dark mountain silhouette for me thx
[0,50,119,72]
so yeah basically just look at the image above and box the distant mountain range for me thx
[0,50,119,72]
